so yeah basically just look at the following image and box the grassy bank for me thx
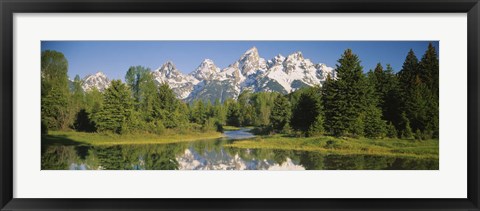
[225,135,438,159]
[43,130,224,146]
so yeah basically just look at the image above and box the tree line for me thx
[41,43,438,140]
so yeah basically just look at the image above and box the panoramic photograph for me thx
[41,41,439,170]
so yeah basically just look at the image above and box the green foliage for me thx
[94,80,134,134]
[397,46,439,139]
[363,104,386,138]
[386,122,398,138]
[270,95,292,133]
[307,115,324,137]
[41,50,71,130]
[323,49,371,137]
[291,86,322,135]
[237,90,254,126]
[226,99,241,127]
[154,83,188,128]
[42,45,438,144]
[74,109,96,132]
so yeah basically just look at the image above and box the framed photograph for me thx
[1,0,479,210]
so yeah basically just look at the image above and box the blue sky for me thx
[41,41,439,80]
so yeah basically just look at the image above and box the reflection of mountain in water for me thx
[41,129,439,170]
[176,148,305,170]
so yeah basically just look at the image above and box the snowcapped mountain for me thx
[78,47,335,102]
[190,59,222,81]
[182,46,336,102]
[81,72,111,92]
[152,61,199,99]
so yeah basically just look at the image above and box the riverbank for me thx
[225,135,438,159]
[42,130,224,146]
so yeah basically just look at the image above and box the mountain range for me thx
[79,47,336,102]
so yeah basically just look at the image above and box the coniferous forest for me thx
[41,42,439,170]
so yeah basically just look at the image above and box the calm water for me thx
[41,129,438,170]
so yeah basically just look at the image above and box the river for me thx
[41,129,438,170]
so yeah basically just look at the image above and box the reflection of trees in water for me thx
[41,146,79,169]
[42,143,187,170]
[41,142,439,170]
[386,157,439,170]
[298,151,325,170]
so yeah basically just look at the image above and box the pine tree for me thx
[125,66,151,103]
[41,50,71,130]
[154,83,187,128]
[400,112,413,139]
[363,104,386,138]
[270,95,292,133]
[307,115,324,137]
[419,43,439,95]
[237,90,254,126]
[213,98,226,125]
[323,49,369,137]
[291,86,322,135]
[190,100,207,125]
[226,99,241,127]
[398,49,419,89]
[419,43,439,138]
[94,80,134,134]
[368,63,402,133]
[386,122,398,138]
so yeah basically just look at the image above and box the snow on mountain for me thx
[81,72,111,92]
[152,61,199,99]
[176,148,305,170]
[79,47,335,101]
[190,59,222,81]
[260,51,324,93]
[182,46,335,102]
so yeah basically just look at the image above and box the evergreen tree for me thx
[386,122,398,138]
[154,83,187,128]
[94,80,134,134]
[213,98,227,125]
[398,49,419,89]
[419,43,439,95]
[307,115,324,137]
[419,43,439,138]
[84,87,104,128]
[237,90,254,126]
[41,50,71,130]
[291,87,322,135]
[363,104,386,138]
[226,99,241,127]
[368,63,401,133]
[270,95,292,133]
[190,100,207,125]
[125,66,151,103]
[322,49,369,137]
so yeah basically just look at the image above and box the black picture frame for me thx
[1,0,479,210]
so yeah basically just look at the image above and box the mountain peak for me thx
[286,51,304,60]
[93,71,107,78]
[157,61,182,78]
[238,47,263,76]
[191,59,221,81]
[160,61,177,70]
[244,46,258,55]
[82,72,111,92]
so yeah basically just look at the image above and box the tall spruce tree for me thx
[270,95,292,133]
[419,43,439,138]
[95,80,134,134]
[322,49,370,137]
[154,83,187,128]
[368,63,401,134]
[291,87,322,135]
